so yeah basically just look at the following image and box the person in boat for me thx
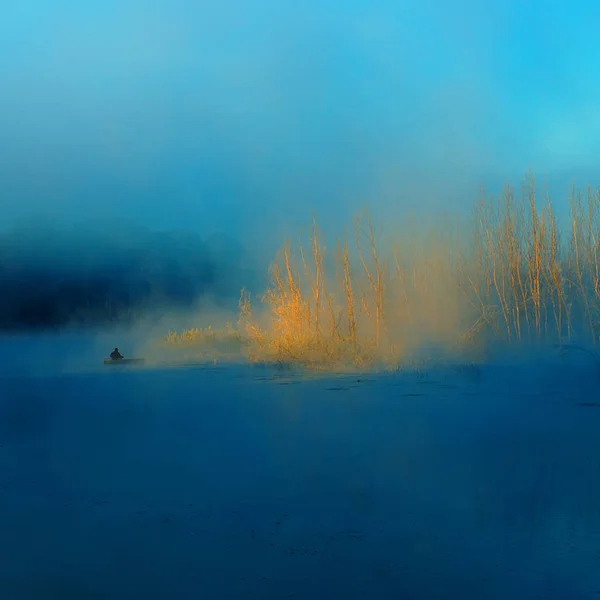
[110,348,124,360]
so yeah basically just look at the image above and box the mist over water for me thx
[2,1,600,598]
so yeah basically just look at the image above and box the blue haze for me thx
[2,4,600,598]
[1,0,599,237]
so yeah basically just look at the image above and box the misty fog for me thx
[2,1,600,599]
[0,218,257,330]
[2,0,599,243]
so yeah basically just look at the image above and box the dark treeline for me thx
[0,219,255,331]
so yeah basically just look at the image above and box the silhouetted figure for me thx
[110,347,124,360]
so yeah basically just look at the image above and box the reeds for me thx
[164,174,600,368]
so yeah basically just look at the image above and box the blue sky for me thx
[1,0,599,246]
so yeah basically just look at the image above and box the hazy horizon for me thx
[2,0,600,333]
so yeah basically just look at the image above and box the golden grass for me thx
[162,174,600,369]
[162,323,248,362]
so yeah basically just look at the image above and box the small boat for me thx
[103,358,146,366]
